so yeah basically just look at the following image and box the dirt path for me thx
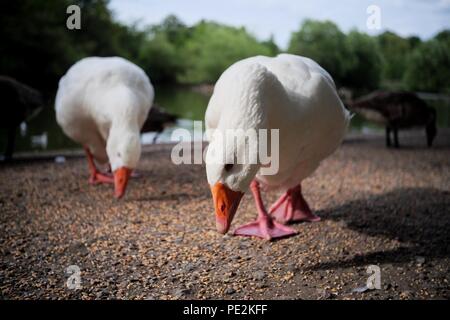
[1,131,449,299]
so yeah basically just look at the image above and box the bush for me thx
[404,38,450,93]
[344,30,382,90]
[179,21,274,84]
[288,20,352,86]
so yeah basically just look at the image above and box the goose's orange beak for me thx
[114,167,132,199]
[211,182,244,234]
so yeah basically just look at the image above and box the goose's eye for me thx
[224,164,234,172]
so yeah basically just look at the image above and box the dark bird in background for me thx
[0,76,44,160]
[349,91,437,148]
[140,103,177,143]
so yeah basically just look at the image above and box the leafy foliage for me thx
[377,31,413,82]
[404,36,450,93]
[0,1,448,94]
[288,20,352,86]
[344,30,382,90]
[179,21,274,84]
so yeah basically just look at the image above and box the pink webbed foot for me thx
[84,147,115,185]
[232,180,297,240]
[88,172,114,185]
[233,216,297,240]
[269,185,321,224]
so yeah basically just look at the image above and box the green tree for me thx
[180,21,273,84]
[434,30,450,42]
[377,31,412,82]
[287,20,351,86]
[0,0,142,94]
[344,30,382,90]
[261,35,280,56]
[404,36,450,93]
[407,36,422,50]
[137,31,184,83]
[152,15,191,47]
[135,15,190,83]
[0,0,76,93]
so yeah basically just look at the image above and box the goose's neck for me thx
[105,83,142,124]
[110,110,140,135]
[97,85,139,129]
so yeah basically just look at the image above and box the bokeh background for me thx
[1,0,450,300]
[0,0,449,153]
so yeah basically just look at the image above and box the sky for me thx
[109,0,450,48]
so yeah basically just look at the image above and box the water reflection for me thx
[1,86,449,153]
[154,85,210,121]
[140,86,210,143]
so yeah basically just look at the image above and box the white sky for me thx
[109,0,450,48]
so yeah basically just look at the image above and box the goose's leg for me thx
[233,180,297,240]
[84,147,114,184]
[386,126,391,147]
[393,127,399,148]
[4,125,16,161]
[152,132,159,144]
[269,184,320,224]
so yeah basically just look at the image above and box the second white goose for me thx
[55,56,154,198]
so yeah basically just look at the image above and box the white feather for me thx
[205,54,350,191]
[55,57,154,170]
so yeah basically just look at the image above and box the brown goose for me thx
[0,76,43,160]
[349,91,437,148]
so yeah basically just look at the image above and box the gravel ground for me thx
[1,130,449,300]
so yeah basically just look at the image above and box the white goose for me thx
[55,57,154,198]
[205,54,350,240]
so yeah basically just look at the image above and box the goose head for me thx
[206,62,278,234]
[107,125,141,198]
[206,141,261,234]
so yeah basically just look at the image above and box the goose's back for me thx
[55,57,153,144]
[252,54,350,189]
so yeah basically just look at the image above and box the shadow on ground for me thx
[307,187,450,270]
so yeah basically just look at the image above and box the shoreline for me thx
[3,128,449,162]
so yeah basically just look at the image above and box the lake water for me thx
[1,86,449,154]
